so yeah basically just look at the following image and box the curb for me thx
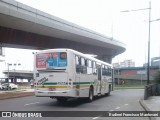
[0,92,34,100]
[139,97,156,120]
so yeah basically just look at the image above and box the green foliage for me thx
[154,71,160,84]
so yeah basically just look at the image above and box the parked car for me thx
[0,84,2,90]
[30,79,36,88]
[1,83,18,90]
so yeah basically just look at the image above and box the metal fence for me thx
[144,84,160,100]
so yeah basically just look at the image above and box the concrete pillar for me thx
[14,77,17,84]
[96,55,112,64]
[11,78,14,83]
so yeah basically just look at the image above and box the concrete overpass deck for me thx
[0,0,126,62]
[3,70,33,79]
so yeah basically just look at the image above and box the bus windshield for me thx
[36,52,67,70]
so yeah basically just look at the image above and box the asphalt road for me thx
[0,89,149,120]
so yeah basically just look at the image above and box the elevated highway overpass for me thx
[0,0,126,63]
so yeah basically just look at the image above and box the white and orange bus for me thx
[34,49,112,102]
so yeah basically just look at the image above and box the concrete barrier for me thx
[144,84,160,100]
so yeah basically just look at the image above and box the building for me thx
[113,59,135,68]
[112,63,120,68]
[151,57,160,67]
[0,47,5,62]
[143,57,160,67]
[0,47,5,78]
[143,63,147,67]
[114,66,159,85]
[120,60,135,67]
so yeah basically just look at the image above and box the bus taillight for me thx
[68,78,72,85]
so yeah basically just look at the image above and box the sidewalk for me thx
[0,89,34,100]
[140,96,160,120]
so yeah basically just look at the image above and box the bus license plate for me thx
[48,88,56,91]
[48,91,55,94]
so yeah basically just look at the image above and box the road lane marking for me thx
[92,117,99,120]
[124,104,128,106]
[107,110,114,113]
[24,102,40,106]
[115,107,120,109]
[92,115,102,119]
[109,110,114,112]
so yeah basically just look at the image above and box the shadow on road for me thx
[47,94,111,107]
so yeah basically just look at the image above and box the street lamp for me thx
[13,63,21,83]
[121,1,151,85]
[7,63,21,90]
[7,63,12,90]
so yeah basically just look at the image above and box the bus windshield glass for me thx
[36,52,67,70]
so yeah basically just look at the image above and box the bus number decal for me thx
[57,82,66,85]
[38,77,48,85]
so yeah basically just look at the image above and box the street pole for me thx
[121,1,151,85]
[14,63,16,84]
[118,69,119,85]
[141,73,142,85]
[7,63,9,90]
[147,1,151,85]
[112,69,114,91]
[13,68,16,84]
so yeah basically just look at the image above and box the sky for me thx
[1,0,160,75]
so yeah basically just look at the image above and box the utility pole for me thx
[7,63,9,90]
[147,1,151,85]
[121,1,151,85]
[7,63,11,90]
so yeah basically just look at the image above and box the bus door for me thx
[97,65,102,94]
[75,55,81,96]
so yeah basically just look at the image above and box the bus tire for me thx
[87,87,93,102]
[106,85,111,96]
[57,97,67,103]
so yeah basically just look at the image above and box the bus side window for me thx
[102,65,106,76]
[81,57,85,66]
[81,57,87,74]
[102,65,112,76]
[75,56,79,65]
[105,66,111,76]
[87,60,93,74]
[93,61,97,75]
[85,59,88,66]
[88,60,92,67]
[108,67,111,76]
[75,56,81,73]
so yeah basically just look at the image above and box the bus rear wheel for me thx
[87,87,93,102]
[105,85,111,96]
